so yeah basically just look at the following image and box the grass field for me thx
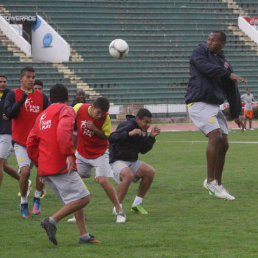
[0,130,258,257]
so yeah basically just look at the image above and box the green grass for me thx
[0,130,258,257]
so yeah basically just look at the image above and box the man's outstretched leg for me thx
[96,176,126,223]
[4,160,20,181]
[204,130,235,200]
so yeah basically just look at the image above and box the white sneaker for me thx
[217,185,235,200]
[206,181,235,200]
[67,216,76,223]
[116,211,126,223]
[203,179,212,196]
[250,128,254,131]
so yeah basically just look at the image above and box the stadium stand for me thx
[0,0,258,105]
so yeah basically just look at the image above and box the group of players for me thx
[0,67,160,245]
[0,30,254,246]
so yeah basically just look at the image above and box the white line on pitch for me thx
[157,140,258,144]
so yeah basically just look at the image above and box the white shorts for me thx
[43,171,90,204]
[76,151,113,178]
[111,160,144,184]
[188,102,228,136]
[14,143,33,170]
[0,134,12,160]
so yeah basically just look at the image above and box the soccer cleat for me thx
[67,216,76,223]
[206,181,235,200]
[203,179,212,196]
[32,197,41,215]
[18,179,32,197]
[217,185,235,200]
[67,214,87,222]
[41,217,58,245]
[21,203,31,218]
[116,211,126,223]
[131,204,148,214]
[79,234,101,244]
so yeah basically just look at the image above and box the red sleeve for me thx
[57,105,75,156]
[26,118,39,167]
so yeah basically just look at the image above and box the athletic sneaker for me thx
[18,179,32,197]
[217,184,235,200]
[67,214,87,222]
[21,203,31,218]
[41,217,58,245]
[32,197,41,215]
[131,204,148,214]
[67,216,76,223]
[205,180,235,200]
[79,234,101,244]
[116,211,126,223]
[250,128,254,131]
[203,179,212,196]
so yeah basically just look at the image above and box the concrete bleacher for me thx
[1,0,258,105]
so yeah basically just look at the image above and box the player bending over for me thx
[109,108,160,215]
[67,97,126,223]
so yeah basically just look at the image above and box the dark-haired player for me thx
[27,84,100,245]
[109,108,160,215]
[67,97,126,223]
[185,31,246,200]
[33,80,43,92]
[4,67,49,218]
[0,75,20,188]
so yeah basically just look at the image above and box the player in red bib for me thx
[4,67,49,218]
[67,97,126,223]
[27,84,100,245]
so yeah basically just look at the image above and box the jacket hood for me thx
[126,114,136,120]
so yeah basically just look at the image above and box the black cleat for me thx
[41,217,58,245]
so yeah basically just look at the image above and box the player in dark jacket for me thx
[0,75,20,188]
[109,108,160,215]
[185,31,246,200]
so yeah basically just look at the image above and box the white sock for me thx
[21,196,27,204]
[209,180,217,186]
[133,196,143,206]
[49,217,56,225]
[113,203,122,213]
[34,190,42,198]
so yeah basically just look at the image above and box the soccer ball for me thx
[109,39,129,59]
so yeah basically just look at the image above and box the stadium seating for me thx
[1,0,258,104]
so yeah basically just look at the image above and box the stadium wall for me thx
[0,15,31,55]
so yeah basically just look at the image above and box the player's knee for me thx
[121,171,134,183]
[21,167,30,177]
[81,195,90,207]
[148,167,155,179]
[222,140,229,152]
[96,176,107,186]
